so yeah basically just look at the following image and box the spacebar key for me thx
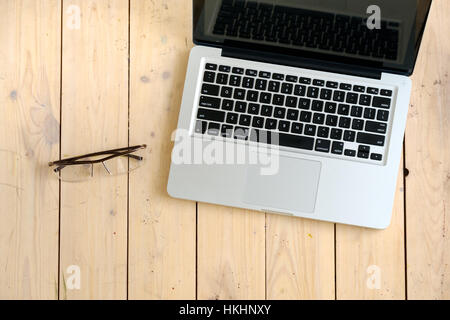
[250,129,314,150]
[197,108,225,122]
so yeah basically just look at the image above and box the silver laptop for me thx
[167,0,432,229]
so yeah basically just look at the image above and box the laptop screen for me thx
[193,0,432,76]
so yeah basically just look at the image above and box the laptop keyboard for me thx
[195,61,394,163]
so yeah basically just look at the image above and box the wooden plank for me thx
[266,216,335,299]
[59,0,129,299]
[128,0,196,299]
[197,205,265,299]
[0,0,61,300]
[336,161,405,299]
[406,0,450,299]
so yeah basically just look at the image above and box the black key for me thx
[371,153,383,161]
[294,85,306,96]
[320,88,332,100]
[250,129,314,150]
[239,114,251,126]
[234,126,249,140]
[300,111,312,123]
[351,106,363,117]
[311,100,324,112]
[337,104,350,115]
[207,122,220,136]
[331,141,344,155]
[304,124,316,136]
[326,81,338,88]
[365,121,387,134]
[259,92,272,104]
[346,92,359,105]
[358,150,370,159]
[326,115,338,127]
[197,108,225,122]
[219,65,230,72]
[343,130,356,142]
[272,94,285,106]
[233,88,246,100]
[377,109,390,122]
[340,83,352,90]
[261,105,272,116]
[380,89,393,97]
[268,81,281,92]
[352,119,364,130]
[252,116,264,128]
[353,85,365,92]
[247,90,258,102]
[313,113,325,125]
[363,108,376,119]
[285,96,298,108]
[265,118,277,130]
[220,86,232,98]
[373,96,391,109]
[255,79,267,90]
[286,75,298,82]
[317,126,329,138]
[359,94,372,106]
[278,121,290,132]
[234,101,247,113]
[229,75,241,86]
[324,102,337,113]
[315,139,331,152]
[205,63,217,71]
[232,67,244,74]
[299,77,311,84]
[307,87,319,98]
[248,103,260,115]
[221,124,233,137]
[216,73,228,85]
[357,132,385,146]
[204,71,215,83]
[291,123,303,134]
[299,98,311,110]
[201,83,220,96]
[287,109,299,121]
[222,99,234,110]
[313,79,325,86]
[333,90,345,102]
[274,107,286,119]
[195,120,207,134]
[246,69,258,76]
[359,145,370,153]
[339,117,351,129]
[281,83,293,94]
[272,73,284,80]
[242,77,254,88]
[199,95,220,109]
[259,71,271,78]
[367,87,379,95]
[330,128,342,140]
[344,149,356,157]
[226,112,238,124]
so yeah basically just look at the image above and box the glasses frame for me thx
[48,144,147,175]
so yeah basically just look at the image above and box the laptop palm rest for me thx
[243,156,321,214]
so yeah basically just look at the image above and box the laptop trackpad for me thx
[243,156,321,214]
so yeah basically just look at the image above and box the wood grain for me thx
[406,0,450,299]
[59,0,129,299]
[0,0,61,300]
[336,160,405,299]
[128,0,196,299]
[266,216,335,299]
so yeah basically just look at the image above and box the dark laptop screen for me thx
[193,0,432,75]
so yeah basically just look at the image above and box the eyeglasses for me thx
[49,144,146,182]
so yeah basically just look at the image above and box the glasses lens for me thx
[57,163,94,182]
[102,151,145,177]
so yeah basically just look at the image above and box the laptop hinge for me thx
[221,46,382,80]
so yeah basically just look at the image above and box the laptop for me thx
[167,0,432,229]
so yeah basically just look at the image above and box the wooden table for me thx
[0,0,449,300]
